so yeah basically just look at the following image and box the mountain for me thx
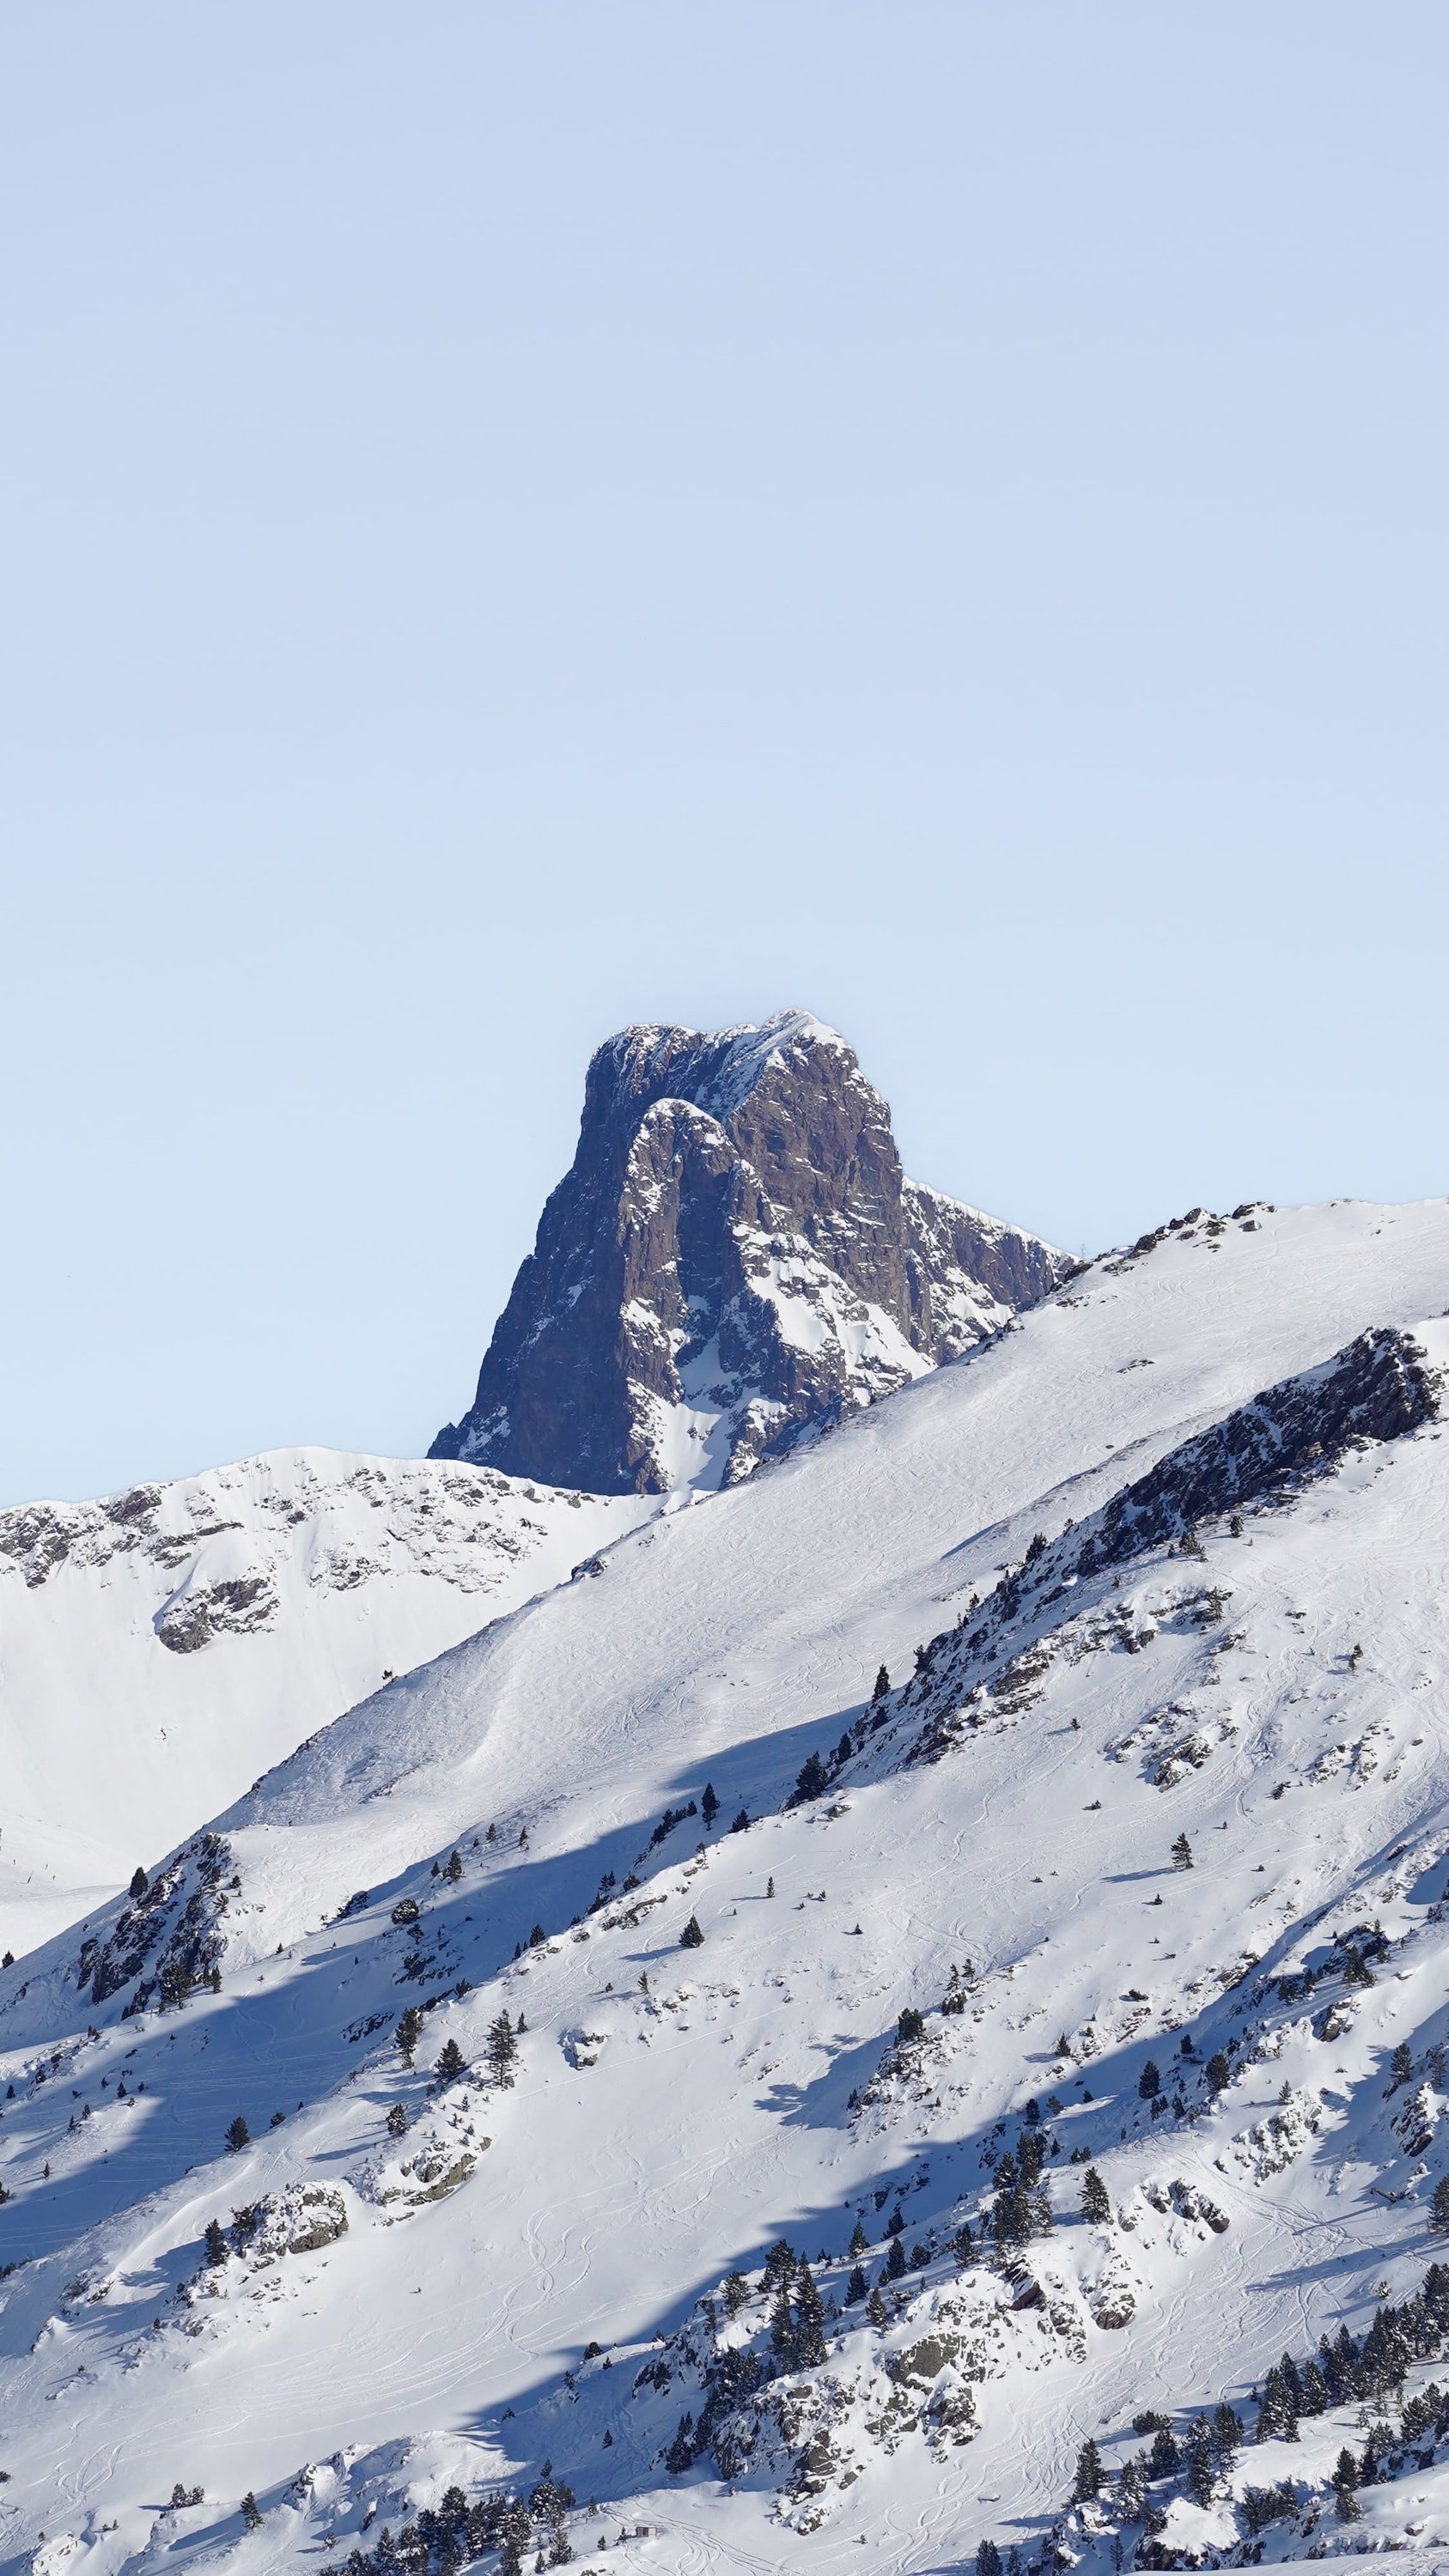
[8,1196,1449,2576]
[430,1010,1070,1492]
[0,1450,653,1957]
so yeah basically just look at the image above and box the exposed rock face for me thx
[432,1011,1071,1493]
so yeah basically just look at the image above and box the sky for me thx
[3,5,1447,1507]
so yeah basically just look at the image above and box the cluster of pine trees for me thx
[342,2473,576,2576]
[987,2125,1054,2250]
[1068,2258,1449,2555]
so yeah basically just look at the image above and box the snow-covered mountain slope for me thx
[5,1198,1449,2576]
[0,1452,653,1957]
[432,1010,1070,1492]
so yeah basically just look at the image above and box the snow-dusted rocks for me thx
[431,1010,1069,1492]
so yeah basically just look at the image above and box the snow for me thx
[4,1199,1449,2573]
[0,1449,654,1956]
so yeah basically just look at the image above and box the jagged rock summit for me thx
[432,1008,1069,1492]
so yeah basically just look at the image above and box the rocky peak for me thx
[431,1010,1071,1493]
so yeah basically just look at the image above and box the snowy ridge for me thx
[4,1201,1449,2576]
[0,1449,654,1955]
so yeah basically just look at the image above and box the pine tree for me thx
[1206,2050,1230,2092]
[1172,1832,1193,1870]
[700,1783,720,1827]
[225,2115,249,2153]
[386,2103,407,2138]
[1332,2447,1361,2518]
[1081,2166,1111,2224]
[1117,2457,1148,2524]
[1148,2427,1179,2479]
[1433,2175,1449,2232]
[766,1876,775,1899]
[204,2218,228,2266]
[794,1753,829,1803]
[664,2414,695,2474]
[793,2260,827,2366]
[1138,2058,1161,2101]
[1211,2403,1244,2459]
[849,2216,868,2256]
[872,1665,890,1701]
[897,2006,926,2045]
[721,2269,749,2313]
[1074,2438,1103,2501]
[844,2263,868,2305]
[976,2543,1002,2576]
[443,1850,464,1882]
[435,2037,466,2083]
[241,2494,262,2530]
[679,1915,704,1949]
[1389,2040,1413,2089]
[395,2007,423,2067]
[731,1809,750,1833]
[486,2011,519,2087]
[129,1866,149,1899]
[867,2287,887,2327]
[770,2279,797,2368]
[1184,2417,1214,2505]
[885,2234,908,2281]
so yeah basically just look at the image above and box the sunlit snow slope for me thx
[0,1451,653,1954]
[4,1200,1449,2576]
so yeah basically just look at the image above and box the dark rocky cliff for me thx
[431,1011,1071,1493]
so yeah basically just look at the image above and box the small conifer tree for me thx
[1148,2427,1178,2479]
[1172,1832,1193,1870]
[884,2234,908,2281]
[1081,2166,1111,2225]
[225,2115,250,2153]
[700,1783,720,1826]
[130,1866,149,1899]
[486,2011,519,2087]
[443,1849,464,1882]
[435,2037,466,2083]
[872,1665,889,1701]
[1073,2439,1103,2501]
[976,2543,1002,2576]
[1390,2040,1413,2089]
[867,2286,887,2327]
[386,2103,407,2138]
[1431,2174,1449,2231]
[1138,2059,1161,2101]
[241,2493,262,2530]
[844,2263,868,2304]
[395,2006,423,2066]
[679,1915,704,1949]
[204,2218,228,2266]
[1205,2050,1230,2093]
[793,1753,829,1803]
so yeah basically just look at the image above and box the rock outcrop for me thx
[432,1011,1069,1492]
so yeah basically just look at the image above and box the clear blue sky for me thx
[3,6,1447,1506]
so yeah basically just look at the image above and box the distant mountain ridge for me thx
[431,1009,1071,1492]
